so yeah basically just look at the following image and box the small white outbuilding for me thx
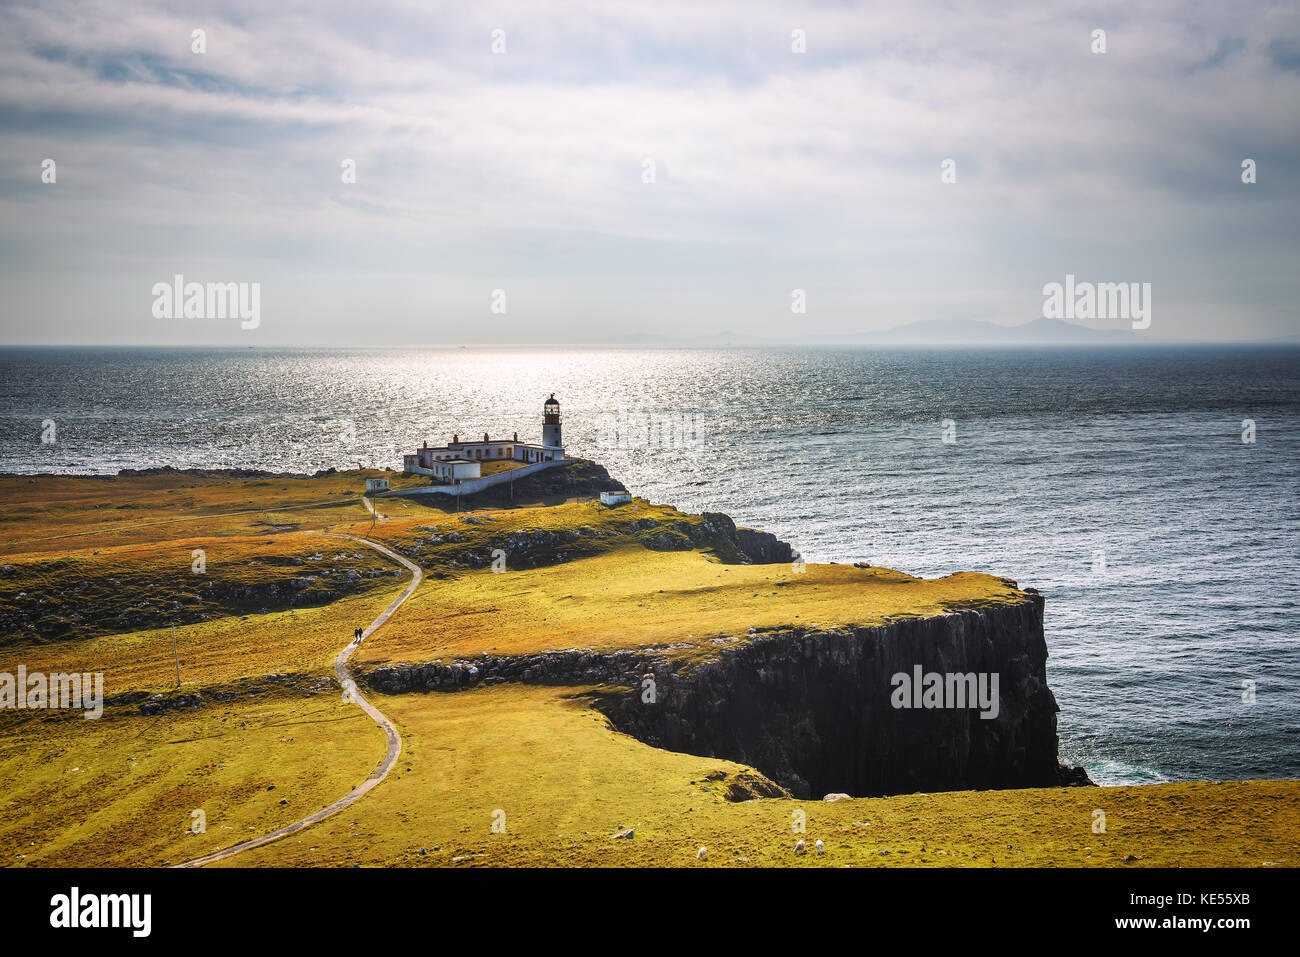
[600,491,632,506]
[365,477,391,492]
[430,459,481,483]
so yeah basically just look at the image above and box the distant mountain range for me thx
[631,317,1147,347]
[821,317,1146,346]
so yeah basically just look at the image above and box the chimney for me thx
[513,431,518,441]
[484,432,489,442]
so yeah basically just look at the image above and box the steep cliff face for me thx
[600,595,1070,798]
[364,592,1087,798]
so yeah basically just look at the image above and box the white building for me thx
[403,394,566,482]
[600,491,632,506]
[365,477,391,492]
[427,459,480,482]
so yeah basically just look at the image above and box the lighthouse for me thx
[400,394,567,475]
[542,394,562,450]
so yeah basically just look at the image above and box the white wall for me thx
[381,458,571,498]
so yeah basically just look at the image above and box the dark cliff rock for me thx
[700,512,794,564]
[361,596,1092,798]
[387,496,795,573]
[0,552,399,644]
[602,597,1084,798]
[459,458,626,506]
[112,673,335,716]
[366,647,666,693]
[444,463,792,564]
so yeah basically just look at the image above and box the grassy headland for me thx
[0,465,1294,868]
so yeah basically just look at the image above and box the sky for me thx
[1,0,1298,346]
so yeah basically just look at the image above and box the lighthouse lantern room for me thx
[543,394,563,449]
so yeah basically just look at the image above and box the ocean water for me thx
[2,345,1298,786]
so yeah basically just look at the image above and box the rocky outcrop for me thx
[389,504,796,572]
[459,458,626,505]
[0,551,399,643]
[361,594,1091,798]
[601,595,1084,798]
[700,512,794,564]
[367,647,667,692]
[107,672,337,716]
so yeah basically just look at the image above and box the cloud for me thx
[0,0,1298,344]
[1268,37,1300,73]
[1184,36,1246,73]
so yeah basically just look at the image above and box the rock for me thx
[1056,763,1097,787]
[599,598,1072,799]
[105,690,150,706]
[701,512,794,563]
[137,692,203,716]
[723,770,792,801]
[359,596,1079,804]
[613,827,635,839]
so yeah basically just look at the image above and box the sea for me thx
[2,344,1297,786]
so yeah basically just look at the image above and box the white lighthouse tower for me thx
[542,394,563,452]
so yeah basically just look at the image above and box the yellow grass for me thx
[0,691,380,867]
[2,470,1296,870]
[214,684,1300,868]
[353,547,1023,666]
[354,497,726,565]
[0,585,401,692]
[0,472,399,554]
[0,533,400,644]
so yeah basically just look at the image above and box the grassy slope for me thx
[1,472,1296,869]
[352,548,1024,666]
[0,472,382,553]
[0,535,400,644]
[0,472,410,686]
[0,692,380,867]
[361,498,735,567]
[0,473,410,866]
[0,586,401,691]
[222,684,1300,868]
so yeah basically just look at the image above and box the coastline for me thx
[0,465,1295,868]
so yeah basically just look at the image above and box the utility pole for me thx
[172,624,180,687]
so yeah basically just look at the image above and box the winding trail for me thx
[174,531,421,868]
